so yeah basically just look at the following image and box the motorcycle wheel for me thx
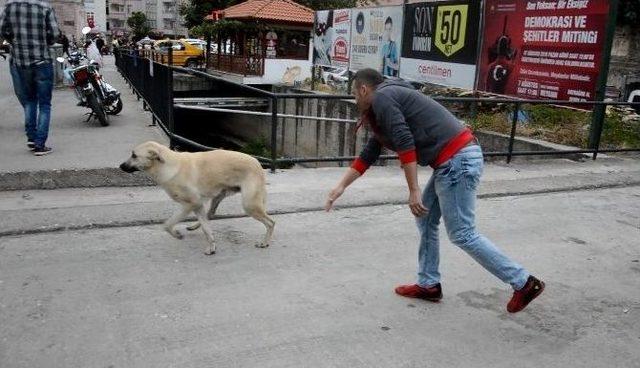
[87,94,109,126]
[105,97,123,115]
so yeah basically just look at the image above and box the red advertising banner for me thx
[477,0,610,105]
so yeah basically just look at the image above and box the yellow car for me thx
[153,39,204,67]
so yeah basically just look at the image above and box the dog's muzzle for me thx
[119,162,139,173]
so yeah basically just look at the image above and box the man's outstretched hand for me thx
[325,185,345,212]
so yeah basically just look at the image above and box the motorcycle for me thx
[57,51,122,126]
[56,27,122,126]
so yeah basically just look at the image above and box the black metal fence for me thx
[115,49,640,172]
[115,50,174,134]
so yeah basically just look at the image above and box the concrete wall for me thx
[608,25,640,99]
[210,87,390,168]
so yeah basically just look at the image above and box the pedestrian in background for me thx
[95,35,105,55]
[0,0,60,156]
[60,32,70,57]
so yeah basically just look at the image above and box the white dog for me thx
[120,141,275,255]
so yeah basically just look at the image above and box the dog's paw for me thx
[186,222,201,231]
[255,242,270,248]
[204,249,216,255]
[169,230,184,240]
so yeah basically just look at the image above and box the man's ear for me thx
[148,149,165,163]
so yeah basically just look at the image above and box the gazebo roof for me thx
[214,0,314,25]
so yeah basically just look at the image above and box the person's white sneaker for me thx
[33,146,53,156]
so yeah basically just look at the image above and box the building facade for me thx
[84,0,107,34]
[107,0,145,37]
[146,0,187,38]
[50,0,85,39]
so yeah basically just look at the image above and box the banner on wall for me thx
[313,9,352,68]
[400,0,481,89]
[349,6,404,76]
[477,0,610,103]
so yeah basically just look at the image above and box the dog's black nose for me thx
[119,162,137,173]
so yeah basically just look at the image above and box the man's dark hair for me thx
[385,17,393,26]
[354,68,384,88]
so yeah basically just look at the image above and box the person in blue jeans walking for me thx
[0,0,60,156]
[325,68,544,313]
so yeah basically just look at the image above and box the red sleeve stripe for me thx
[351,158,370,174]
[397,149,417,164]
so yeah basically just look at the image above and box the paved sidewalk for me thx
[1,186,639,368]
[0,156,639,236]
[0,55,167,174]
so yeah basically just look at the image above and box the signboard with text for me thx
[349,6,404,76]
[313,9,352,68]
[477,0,610,104]
[400,0,481,89]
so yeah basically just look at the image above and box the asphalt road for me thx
[1,186,638,368]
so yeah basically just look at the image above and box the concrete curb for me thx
[2,179,638,238]
[0,168,155,191]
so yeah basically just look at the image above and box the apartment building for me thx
[107,0,187,36]
[84,0,107,34]
[1,0,187,39]
[147,0,187,38]
[107,0,145,36]
[50,0,85,39]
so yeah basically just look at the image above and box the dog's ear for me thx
[148,149,165,163]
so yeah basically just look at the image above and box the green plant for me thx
[240,136,270,157]
[240,137,294,169]
[618,0,640,26]
[127,12,151,42]
[521,105,590,147]
[601,112,640,148]
[471,112,511,134]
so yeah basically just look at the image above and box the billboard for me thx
[349,6,404,76]
[477,0,611,102]
[313,9,352,68]
[400,0,481,89]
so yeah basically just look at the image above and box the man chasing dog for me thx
[325,68,544,313]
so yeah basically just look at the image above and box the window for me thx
[172,41,184,51]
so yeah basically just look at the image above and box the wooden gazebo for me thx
[204,0,313,77]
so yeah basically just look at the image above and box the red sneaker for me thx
[507,276,545,313]
[395,283,442,302]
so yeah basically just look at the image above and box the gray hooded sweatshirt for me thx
[356,79,468,169]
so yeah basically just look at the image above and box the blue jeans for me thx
[10,62,54,148]
[416,145,529,290]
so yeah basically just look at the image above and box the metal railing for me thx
[115,49,640,173]
[115,49,174,135]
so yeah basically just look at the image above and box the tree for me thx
[180,0,239,30]
[127,11,151,41]
[618,0,640,27]
[295,0,361,11]
[179,0,368,30]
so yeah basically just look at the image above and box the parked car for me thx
[153,39,204,67]
[183,38,207,50]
